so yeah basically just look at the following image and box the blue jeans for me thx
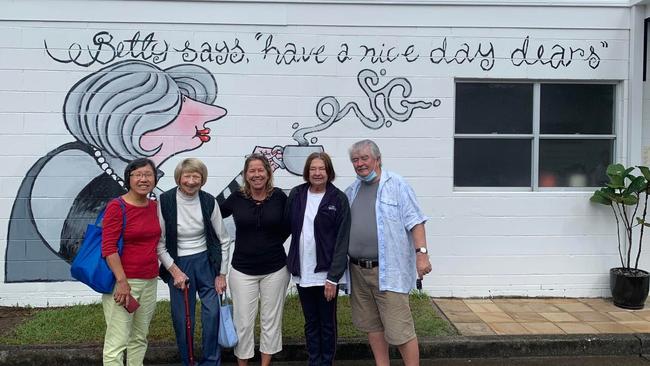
[169,252,221,366]
[297,284,338,366]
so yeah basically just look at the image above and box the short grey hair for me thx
[349,139,382,166]
[64,59,217,162]
[174,158,208,186]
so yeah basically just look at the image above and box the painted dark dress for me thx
[5,141,125,282]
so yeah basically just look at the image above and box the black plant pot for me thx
[610,267,650,310]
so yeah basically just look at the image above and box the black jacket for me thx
[286,182,351,283]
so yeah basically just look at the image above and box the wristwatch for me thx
[415,247,428,254]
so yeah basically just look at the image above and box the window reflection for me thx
[539,140,612,187]
[454,139,532,187]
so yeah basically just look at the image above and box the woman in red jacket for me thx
[101,158,161,366]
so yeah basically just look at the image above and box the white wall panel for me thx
[0,0,640,305]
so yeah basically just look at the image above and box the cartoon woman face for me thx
[140,96,227,165]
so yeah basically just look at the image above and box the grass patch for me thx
[0,294,454,345]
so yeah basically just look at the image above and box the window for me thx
[454,82,615,189]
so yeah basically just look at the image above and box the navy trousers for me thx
[297,285,338,366]
[169,252,221,366]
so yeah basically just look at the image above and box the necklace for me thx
[91,146,125,188]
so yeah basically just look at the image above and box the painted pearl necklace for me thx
[91,146,125,188]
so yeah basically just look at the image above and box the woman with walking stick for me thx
[158,158,232,366]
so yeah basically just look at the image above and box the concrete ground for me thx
[4,297,650,365]
[433,297,650,335]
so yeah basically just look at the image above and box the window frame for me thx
[453,79,619,192]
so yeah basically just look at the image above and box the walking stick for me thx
[183,280,195,366]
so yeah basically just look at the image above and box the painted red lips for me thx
[195,127,211,142]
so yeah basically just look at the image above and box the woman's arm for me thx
[326,191,351,284]
[105,253,131,306]
[156,200,189,289]
[324,191,351,301]
[102,200,131,306]
[156,202,174,269]
[211,202,232,294]
[218,193,234,219]
[276,188,291,240]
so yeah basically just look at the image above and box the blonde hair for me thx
[240,154,274,198]
[174,158,208,186]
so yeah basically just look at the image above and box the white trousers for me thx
[228,266,290,359]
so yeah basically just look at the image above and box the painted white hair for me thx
[64,60,217,161]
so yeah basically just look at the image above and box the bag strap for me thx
[94,208,106,226]
[220,292,232,305]
[117,197,127,256]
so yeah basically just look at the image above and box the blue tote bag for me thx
[70,198,126,294]
[218,293,238,348]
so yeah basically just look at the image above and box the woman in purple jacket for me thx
[286,152,351,366]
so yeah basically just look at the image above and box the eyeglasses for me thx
[130,172,155,179]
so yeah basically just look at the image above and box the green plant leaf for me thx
[626,176,647,194]
[606,163,625,177]
[590,190,612,205]
[607,182,625,189]
[596,187,620,201]
[622,194,639,205]
[609,177,625,188]
[638,166,650,181]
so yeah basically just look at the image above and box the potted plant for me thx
[590,163,650,309]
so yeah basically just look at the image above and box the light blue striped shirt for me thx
[345,169,428,293]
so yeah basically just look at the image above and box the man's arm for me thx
[411,223,432,279]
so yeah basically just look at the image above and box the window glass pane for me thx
[454,139,531,187]
[455,83,533,134]
[540,84,614,134]
[539,139,613,187]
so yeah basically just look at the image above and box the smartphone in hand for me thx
[123,294,140,313]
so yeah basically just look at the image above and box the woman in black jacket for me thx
[286,152,351,366]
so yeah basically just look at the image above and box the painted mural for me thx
[3,25,615,286]
[5,49,437,282]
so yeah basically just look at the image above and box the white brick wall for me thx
[0,0,643,306]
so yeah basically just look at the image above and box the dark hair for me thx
[123,158,157,190]
[240,153,274,198]
[303,152,335,183]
